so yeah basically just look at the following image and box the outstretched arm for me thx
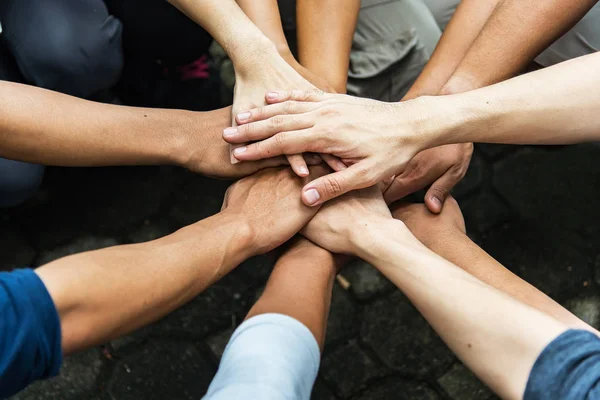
[300,188,569,400]
[0,166,327,397]
[0,82,288,178]
[442,0,599,94]
[205,238,342,399]
[407,0,598,98]
[404,0,499,99]
[296,0,359,93]
[225,51,600,205]
[245,238,342,349]
[355,219,567,400]
[391,199,596,333]
[39,166,325,355]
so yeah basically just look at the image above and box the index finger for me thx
[235,100,318,125]
[233,129,326,162]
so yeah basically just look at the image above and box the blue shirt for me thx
[0,269,62,398]
[525,329,600,399]
[204,313,320,400]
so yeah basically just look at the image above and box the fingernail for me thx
[267,92,279,100]
[299,166,309,176]
[233,146,247,156]
[237,112,251,121]
[431,196,442,208]
[223,127,238,137]
[303,189,320,205]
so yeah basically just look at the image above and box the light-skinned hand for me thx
[300,185,400,255]
[224,90,430,206]
[229,50,319,176]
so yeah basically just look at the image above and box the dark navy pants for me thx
[0,0,124,207]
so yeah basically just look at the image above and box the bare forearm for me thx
[426,52,600,146]
[245,238,340,349]
[405,0,499,99]
[296,0,359,92]
[36,212,252,355]
[354,221,567,400]
[444,0,599,93]
[236,0,290,54]
[424,230,592,330]
[0,81,195,167]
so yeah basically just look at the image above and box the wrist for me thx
[164,110,195,168]
[407,95,470,150]
[231,35,281,79]
[349,218,418,263]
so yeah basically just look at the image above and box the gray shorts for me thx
[347,0,600,99]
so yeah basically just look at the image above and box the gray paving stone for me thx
[453,153,485,199]
[11,348,105,400]
[342,259,394,301]
[37,236,119,266]
[168,176,229,226]
[326,284,359,345]
[108,340,215,400]
[321,339,389,398]
[0,220,36,270]
[461,190,511,234]
[564,295,600,330]
[353,379,441,400]
[482,223,592,301]
[493,145,600,232]
[236,253,276,283]
[361,292,455,378]
[311,378,338,400]
[77,167,177,233]
[136,270,251,339]
[126,217,175,244]
[438,363,494,400]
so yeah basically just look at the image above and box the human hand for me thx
[301,185,396,255]
[181,107,320,178]
[229,48,319,176]
[390,196,466,250]
[220,165,328,255]
[279,50,337,94]
[384,143,473,212]
[224,90,429,206]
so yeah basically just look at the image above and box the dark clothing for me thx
[0,269,62,398]
[104,0,213,67]
[0,0,123,98]
[0,159,44,208]
[525,329,600,399]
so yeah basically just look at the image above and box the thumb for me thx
[301,164,375,206]
[265,88,327,104]
[424,172,455,214]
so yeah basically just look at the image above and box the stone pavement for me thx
[3,143,600,400]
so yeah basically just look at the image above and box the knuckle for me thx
[253,106,265,120]
[324,176,344,196]
[291,89,305,100]
[283,101,296,114]
[429,186,448,198]
[270,115,286,130]
[273,132,289,149]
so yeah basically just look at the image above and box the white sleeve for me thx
[203,313,321,400]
